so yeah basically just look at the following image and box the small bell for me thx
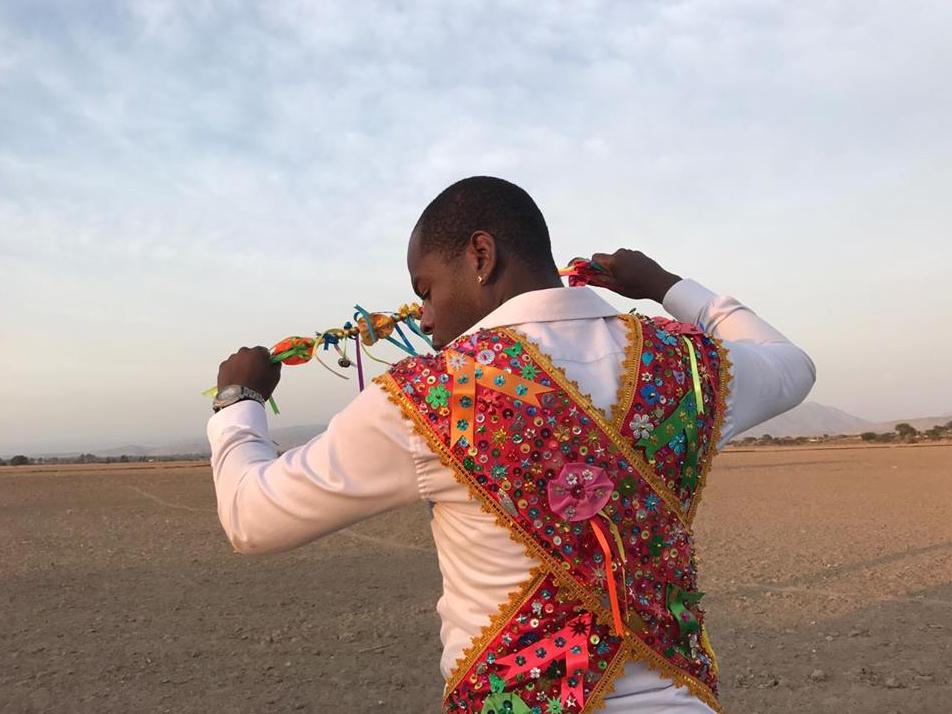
[337,356,352,368]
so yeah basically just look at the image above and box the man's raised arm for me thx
[589,249,817,445]
[207,348,425,554]
[662,279,817,443]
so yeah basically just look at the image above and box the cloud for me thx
[1,0,951,450]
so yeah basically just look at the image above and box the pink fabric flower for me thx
[651,316,702,336]
[547,463,613,522]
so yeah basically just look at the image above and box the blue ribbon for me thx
[389,323,417,355]
[318,331,339,350]
[403,315,433,348]
[352,306,377,343]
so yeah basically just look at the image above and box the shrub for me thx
[895,423,918,442]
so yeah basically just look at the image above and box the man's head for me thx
[407,176,559,350]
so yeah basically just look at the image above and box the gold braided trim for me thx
[503,327,690,530]
[578,638,633,713]
[376,373,721,712]
[443,569,545,696]
[686,338,733,525]
[608,314,643,430]
[677,338,729,704]
[619,627,721,712]
[701,626,719,678]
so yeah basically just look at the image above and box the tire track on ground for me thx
[124,485,435,553]
[123,485,217,514]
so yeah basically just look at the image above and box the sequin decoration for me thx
[618,315,726,519]
[377,317,728,713]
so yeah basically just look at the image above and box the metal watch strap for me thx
[213,385,266,413]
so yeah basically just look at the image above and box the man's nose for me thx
[419,306,434,335]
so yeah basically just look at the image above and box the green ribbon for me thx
[667,583,704,640]
[478,674,532,714]
[480,692,532,714]
[270,346,309,363]
[636,391,701,490]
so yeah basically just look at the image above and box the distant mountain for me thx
[739,402,951,439]
[10,403,951,459]
[22,423,328,459]
[269,424,329,450]
[873,414,952,433]
[739,402,874,438]
[139,423,327,456]
[96,409,952,454]
[98,444,153,457]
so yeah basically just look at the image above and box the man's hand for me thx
[217,346,282,399]
[585,249,682,303]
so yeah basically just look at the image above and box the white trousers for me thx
[601,662,718,713]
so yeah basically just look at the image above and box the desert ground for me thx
[2,444,950,713]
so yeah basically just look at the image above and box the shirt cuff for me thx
[662,279,717,331]
[206,398,270,446]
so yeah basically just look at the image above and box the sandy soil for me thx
[2,445,950,713]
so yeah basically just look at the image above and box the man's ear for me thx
[467,231,498,283]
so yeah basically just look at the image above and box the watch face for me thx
[216,385,241,401]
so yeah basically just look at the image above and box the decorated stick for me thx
[202,304,432,412]
[203,261,605,412]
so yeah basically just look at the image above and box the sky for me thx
[2,1,951,454]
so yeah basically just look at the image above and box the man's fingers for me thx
[221,346,274,365]
[585,274,617,289]
[590,252,615,274]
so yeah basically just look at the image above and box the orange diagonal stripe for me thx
[445,350,553,448]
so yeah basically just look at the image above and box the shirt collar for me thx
[468,286,620,332]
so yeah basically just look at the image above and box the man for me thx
[208,176,815,713]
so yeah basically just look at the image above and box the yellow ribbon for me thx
[682,336,704,415]
[445,350,552,448]
[599,510,627,564]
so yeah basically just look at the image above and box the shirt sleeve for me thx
[206,382,426,554]
[662,279,817,446]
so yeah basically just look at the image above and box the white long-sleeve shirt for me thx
[207,280,815,712]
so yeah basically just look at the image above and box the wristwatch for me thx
[213,385,267,413]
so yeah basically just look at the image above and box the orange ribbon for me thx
[589,519,625,636]
[445,350,552,448]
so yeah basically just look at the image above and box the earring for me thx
[477,275,483,284]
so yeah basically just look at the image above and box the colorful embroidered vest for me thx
[376,314,730,713]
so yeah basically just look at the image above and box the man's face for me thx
[407,229,484,351]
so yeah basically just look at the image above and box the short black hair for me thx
[414,176,555,270]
